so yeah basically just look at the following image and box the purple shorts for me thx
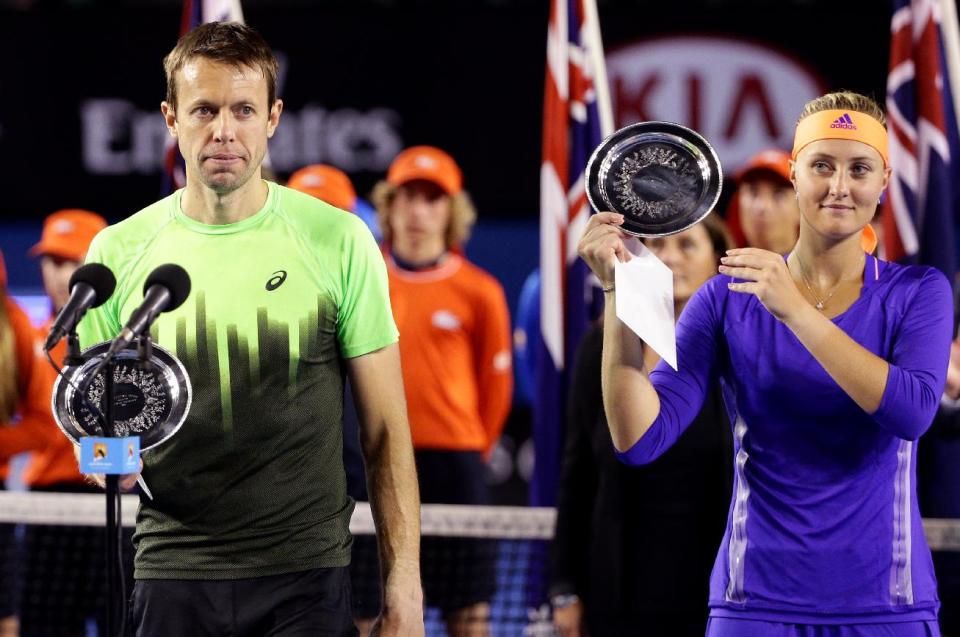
[706,618,940,637]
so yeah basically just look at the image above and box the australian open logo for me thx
[830,113,857,130]
[92,442,109,463]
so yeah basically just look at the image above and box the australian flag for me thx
[882,0,960,281]
[533,0,613,506]
[162,0,246,195]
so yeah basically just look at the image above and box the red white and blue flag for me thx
[883,0,960,280]
[533,0,613,505]
[162,0,246,194]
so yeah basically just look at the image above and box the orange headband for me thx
[791,109,889,167]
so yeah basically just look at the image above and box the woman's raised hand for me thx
[719,248,808,322]
[577,212,631,288]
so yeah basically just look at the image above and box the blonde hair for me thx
[797,90,886,126]
[0,298,18,423]
[371,181,478,249]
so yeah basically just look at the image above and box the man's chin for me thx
[201,171,248,194]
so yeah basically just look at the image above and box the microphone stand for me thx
[64,329,85,367]
[67,322,165,636]
[103,351,120,637]
[68,325,126,637]
[102,333,153,637]
[137,332,153,371]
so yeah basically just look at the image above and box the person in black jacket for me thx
[918,295,960,637]
[550,213,735,637]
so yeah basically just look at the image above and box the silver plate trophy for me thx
[52,341,192,451]
[586,121,723,237]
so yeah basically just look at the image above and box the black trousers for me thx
[131,567,357,637]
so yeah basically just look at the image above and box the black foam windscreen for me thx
[142,264,191,312]
[68,263,116,309]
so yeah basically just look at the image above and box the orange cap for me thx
[737,149,792,184]
[30,209,107,262]
[387,146,463,195]
[287,164,357,211]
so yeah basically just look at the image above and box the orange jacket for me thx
[0,298,40,480]
[387,254,513,454]
[0,314,85,487]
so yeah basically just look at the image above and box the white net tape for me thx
[0,491,556,539]
[0,491,957,550]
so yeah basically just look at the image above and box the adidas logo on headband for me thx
[830,113,857,130]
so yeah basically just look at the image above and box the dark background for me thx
[0,0,891,225]
[0,0,896,294]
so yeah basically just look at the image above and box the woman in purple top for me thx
[578,91,952,637]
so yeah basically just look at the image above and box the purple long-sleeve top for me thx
[616,254,953,624]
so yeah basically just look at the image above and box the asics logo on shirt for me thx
[266,270,287,291]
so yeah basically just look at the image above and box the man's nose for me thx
[213,110,236,142]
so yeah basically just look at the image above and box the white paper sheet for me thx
[614,242,677,370]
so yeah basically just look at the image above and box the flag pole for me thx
[939,0,960,132]
[582,0,613,137]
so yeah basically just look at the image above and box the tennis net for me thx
[1,491,959,636]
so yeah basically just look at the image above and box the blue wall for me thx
[465,219,539,324]
[1,221,47,296]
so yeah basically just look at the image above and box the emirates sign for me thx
[605,36,827,171]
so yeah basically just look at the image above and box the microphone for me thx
[45,263,116,352]
[105,264,191,358]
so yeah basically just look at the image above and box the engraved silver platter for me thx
[586,121,723,237]
[52,341,191,451]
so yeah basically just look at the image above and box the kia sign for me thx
[606,36,827,171]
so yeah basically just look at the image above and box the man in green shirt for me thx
[77,22,423,636]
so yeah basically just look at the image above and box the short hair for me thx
[797,90,886,126]
[163,21,279,111]
[371,181,477,249]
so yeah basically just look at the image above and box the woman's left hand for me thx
[719,248,809,322]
